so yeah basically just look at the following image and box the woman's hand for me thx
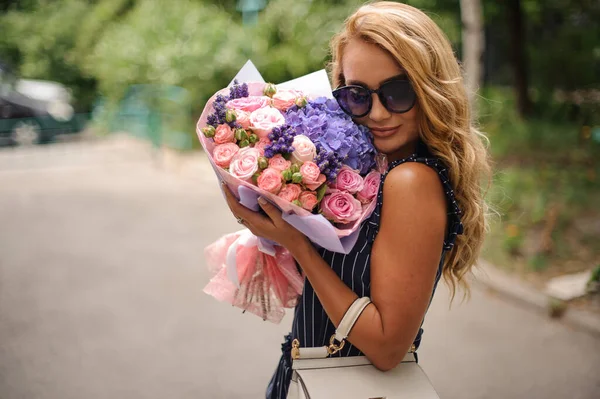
[221,182,309,253]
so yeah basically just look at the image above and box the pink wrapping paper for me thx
[203,230,304,323]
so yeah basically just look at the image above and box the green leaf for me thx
[316,183,328,202]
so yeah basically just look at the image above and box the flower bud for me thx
[258,156,269,170]
[252,172,261,185]
[263,83,277,97]
[248,133,259,144]
[225,109,237,123]
[202,126,216,138]
[282,169,293,181]
[292,200,302,207]
[290,164,300,174]
[295,96,308,108]
[234,128,248,142]
[292,172,303,184]
[239,139,250,148]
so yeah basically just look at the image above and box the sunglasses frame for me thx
[332,79,417,118]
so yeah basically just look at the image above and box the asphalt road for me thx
[0,137,599,399]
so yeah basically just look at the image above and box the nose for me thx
[368,93,391,122]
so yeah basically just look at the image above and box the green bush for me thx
[479,86,600,161]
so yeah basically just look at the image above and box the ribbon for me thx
[225,229,276,288]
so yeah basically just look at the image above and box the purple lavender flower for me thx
[264,125,297,159]
[229,80,249,100]
[206,80,249,128]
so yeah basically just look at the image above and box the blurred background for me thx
[0,0,598,398]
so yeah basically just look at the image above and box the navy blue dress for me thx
[265,143,463,399]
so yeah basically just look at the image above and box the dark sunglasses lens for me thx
[333,86,371,117]
[380,80,416,113]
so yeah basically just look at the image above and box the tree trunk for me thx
[460,0,485,117]
[506,0,533,117]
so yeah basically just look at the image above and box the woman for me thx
[222,2,491,398]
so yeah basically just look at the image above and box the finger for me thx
[258,197,283,223]
[222,183,270,226]
[221,183,249,217]
[221,182,241,212]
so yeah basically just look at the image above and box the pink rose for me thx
[332,165,364,194]
[236,110,251,129]
[268,154,292,172]
[250,107,285,138]
[229,147,261,181]
[298,191,318,211]
[320,190,362,224]
[213,143,240,168]
[357,171,381,203]
[226,96,271,113]
[252,138,270,156]
[300,161,326,190]
[257,168,283,194]
[278,184,302,202]
[272,89,301,112]
[214,124,235,144]
[291,135,316,164]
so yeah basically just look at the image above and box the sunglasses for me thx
[332,78,417,118]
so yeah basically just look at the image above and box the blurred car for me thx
[0,61,82,146]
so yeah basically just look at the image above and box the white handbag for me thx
[287,297,441,399]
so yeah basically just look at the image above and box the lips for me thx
[369,126,400,138]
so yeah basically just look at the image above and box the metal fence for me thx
[92,84,195,151]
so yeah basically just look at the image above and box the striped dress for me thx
[265,142,464,399]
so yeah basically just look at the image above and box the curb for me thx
[473,260,600,338]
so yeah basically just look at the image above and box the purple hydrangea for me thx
[206,80,249,128]
[284,97,376,179]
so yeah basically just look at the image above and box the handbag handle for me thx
[334,296,372,342]
[292,297,372,360]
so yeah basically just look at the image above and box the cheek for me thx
[399,106,420,130]
[353,106,420,130]
[354,116,369,127]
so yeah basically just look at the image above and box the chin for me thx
[373,136,417,160]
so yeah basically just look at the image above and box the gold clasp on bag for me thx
[291,338,300,360]
[327,334,346,355]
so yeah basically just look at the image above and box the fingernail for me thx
[258,197,266,204]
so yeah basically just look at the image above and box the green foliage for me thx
[74,0,136,66]
[591,265,600,283]
[481,87,599,274]
[316,183,328,202]
[482,0,600,92]
[249,0,364,84]
[527,0,600,92]
[0,0,465,115]
[0,0,96,110]
[84,0,247,113]
[479,86,600,161]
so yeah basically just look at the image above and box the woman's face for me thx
[341,39,420,161]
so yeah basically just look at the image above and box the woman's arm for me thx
[222,162,447,371]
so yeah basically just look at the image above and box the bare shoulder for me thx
[382,161,446,205]
[374,161,447,270]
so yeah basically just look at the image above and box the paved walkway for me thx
[0,138,598,398]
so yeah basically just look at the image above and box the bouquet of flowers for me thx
[199,62,383,323]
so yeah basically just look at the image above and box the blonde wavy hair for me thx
[330,1,492,300]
